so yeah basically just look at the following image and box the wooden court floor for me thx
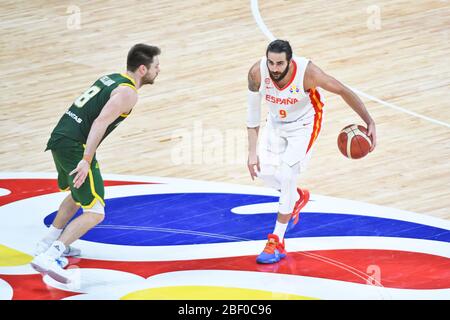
[0,0,449,219]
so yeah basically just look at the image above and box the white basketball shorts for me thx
[258,114,317,171]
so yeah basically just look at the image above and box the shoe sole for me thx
[30,262,48,275]
[47,270,71,284]
[256,255,286,264]
[31,260,70,283]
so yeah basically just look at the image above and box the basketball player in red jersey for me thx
[247,39,377,264]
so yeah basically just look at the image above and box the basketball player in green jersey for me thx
[31,44,161,283]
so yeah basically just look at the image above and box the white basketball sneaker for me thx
[62,245,81,257]
[35,239,81,257]
[56,257,69,268]
[30,254,74,284]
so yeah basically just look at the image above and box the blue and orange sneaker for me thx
[287,188,310,231]
[256,234,287,264]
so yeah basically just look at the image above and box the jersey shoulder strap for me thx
[117,73,137,92]
[292,55,310,95]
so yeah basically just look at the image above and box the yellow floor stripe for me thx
[121,285,316,300]
[0,244,33,266]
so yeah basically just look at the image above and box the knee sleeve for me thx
[278,162,300,214]
[257,164,282,190]
[83,200,105,215]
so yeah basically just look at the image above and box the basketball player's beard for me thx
[142,74,157,85]
[269,63,290,83]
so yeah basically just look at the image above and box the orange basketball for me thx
[337,124,372,159]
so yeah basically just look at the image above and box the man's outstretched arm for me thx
[304,62,377,151]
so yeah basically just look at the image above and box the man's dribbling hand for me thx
[367,121,377,152]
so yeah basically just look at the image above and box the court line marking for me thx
[250,0,450,129]
[96,224,249,242]
[297,251,387,293]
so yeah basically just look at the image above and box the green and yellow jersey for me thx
[46,73,137,150]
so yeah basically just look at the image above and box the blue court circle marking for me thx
[43,193,450,246]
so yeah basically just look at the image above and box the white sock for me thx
[44,225,63,243]
[272,220,288,241]
[45,241,66,259]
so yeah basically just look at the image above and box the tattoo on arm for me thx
[248,62,260,92]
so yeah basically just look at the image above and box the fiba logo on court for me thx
[0,174,448,299]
